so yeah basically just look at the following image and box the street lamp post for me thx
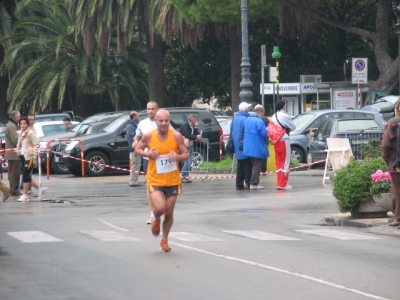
[239,0,253,104]
[393,1,400,92]
[272,46,281,101]
[107,49,125,111]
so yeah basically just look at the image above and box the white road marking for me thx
[96,218,130,232]
[7,231,62,243]
[223,230,300,241]
[169,241,391,300]
[169,232,224,241]
[79,230,141,241]
[296,229,382,240]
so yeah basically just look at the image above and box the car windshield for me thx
[101,115,127,133]
[337,119,380,132]
[292,113,316,130]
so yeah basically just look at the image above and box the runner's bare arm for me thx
[169,132,189,162]
[134,132,152,158]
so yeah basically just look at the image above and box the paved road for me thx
[0,170,398,300]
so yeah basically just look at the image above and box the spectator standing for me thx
[126,111,141,187]
[271,100,296,190]
[5,110,21,197]
[225,106,233,116]
[19,114,36,194]
[134,109,189,252]
[179,114,202,183]
[17,117,46,202]
[232,102,252,190]
[242,105,269,190]
[63,117,74,132]
[255,104,270,174]
[381,99,400,227]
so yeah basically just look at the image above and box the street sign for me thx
[351,58,368,84]
[261,45,267,68]
[269,67,277,82]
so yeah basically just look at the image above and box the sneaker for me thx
[17,194,29,202]
[160,239,171,252]
[277,185,293,190]
[151,220,160,236]
[146,216,155,225]
[39,187,48,199]
[181,178,192,183]
[250,185,264,190]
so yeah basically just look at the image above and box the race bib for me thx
[155,154,177,174]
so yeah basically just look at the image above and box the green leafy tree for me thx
[285,0,399,103]
[69,0,167,107]
[1,0,147,116]
[0,0,16,118]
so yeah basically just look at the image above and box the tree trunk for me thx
[139,0,166,107]
[229,25,242,112]
[0,46,9,119]
[74,89,93,119]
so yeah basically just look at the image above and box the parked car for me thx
[35,111,83,122]
[33,121,79,138]
[362,95,399,123]
[289,109,385,163]
[59,108,224,177]
[39,111,129,174]
[307,118,384,168]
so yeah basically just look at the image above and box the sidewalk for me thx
[323,212,394,228]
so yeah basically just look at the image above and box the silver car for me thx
[289,109,384,163]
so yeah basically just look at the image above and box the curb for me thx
[323,212,393,228]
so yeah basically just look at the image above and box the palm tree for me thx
[68,0,166,107]
[1,0,147,116]
[0,0,16,118]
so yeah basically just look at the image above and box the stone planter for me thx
[351,193,392,218]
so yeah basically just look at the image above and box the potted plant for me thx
[332,158,392,218]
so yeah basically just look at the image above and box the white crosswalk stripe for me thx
[223,230,300,241]
[169,232,224,241]
[295,229,382,240]
[8,231,63,243]
[79,230,142,241]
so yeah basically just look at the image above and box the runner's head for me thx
[155,109,170,133]
[147,101,158,120]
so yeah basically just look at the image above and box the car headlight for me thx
[65,141,80,152]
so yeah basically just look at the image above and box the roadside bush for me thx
[360,138,382,160]
[332,158,386,212]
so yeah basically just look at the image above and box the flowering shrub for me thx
[370,170,391,196]
[332,158,386,212]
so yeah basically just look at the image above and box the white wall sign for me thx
[269,67,277,82]
[333,90,357,110]
[260,83,300,95]
[351,58,368,84]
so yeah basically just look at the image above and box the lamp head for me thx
[271,46,281,59]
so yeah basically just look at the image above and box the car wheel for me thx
[291,146,304,163]
[85,151,109,176]
[51,158,70,174]
[67,167,83,177]
[192,147,205,168]
[307,151,318,169]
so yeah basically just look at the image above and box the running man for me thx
[134,109,189,252]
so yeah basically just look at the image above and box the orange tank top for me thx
[147,128,181,186]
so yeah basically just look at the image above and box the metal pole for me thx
[394,1,400,91]
[239,0,253,104]
[261,45,266,107]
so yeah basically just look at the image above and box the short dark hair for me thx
[276,100,286,112]
[20,116,28,125]
[129,111,138,119]
[63,117,71,122]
